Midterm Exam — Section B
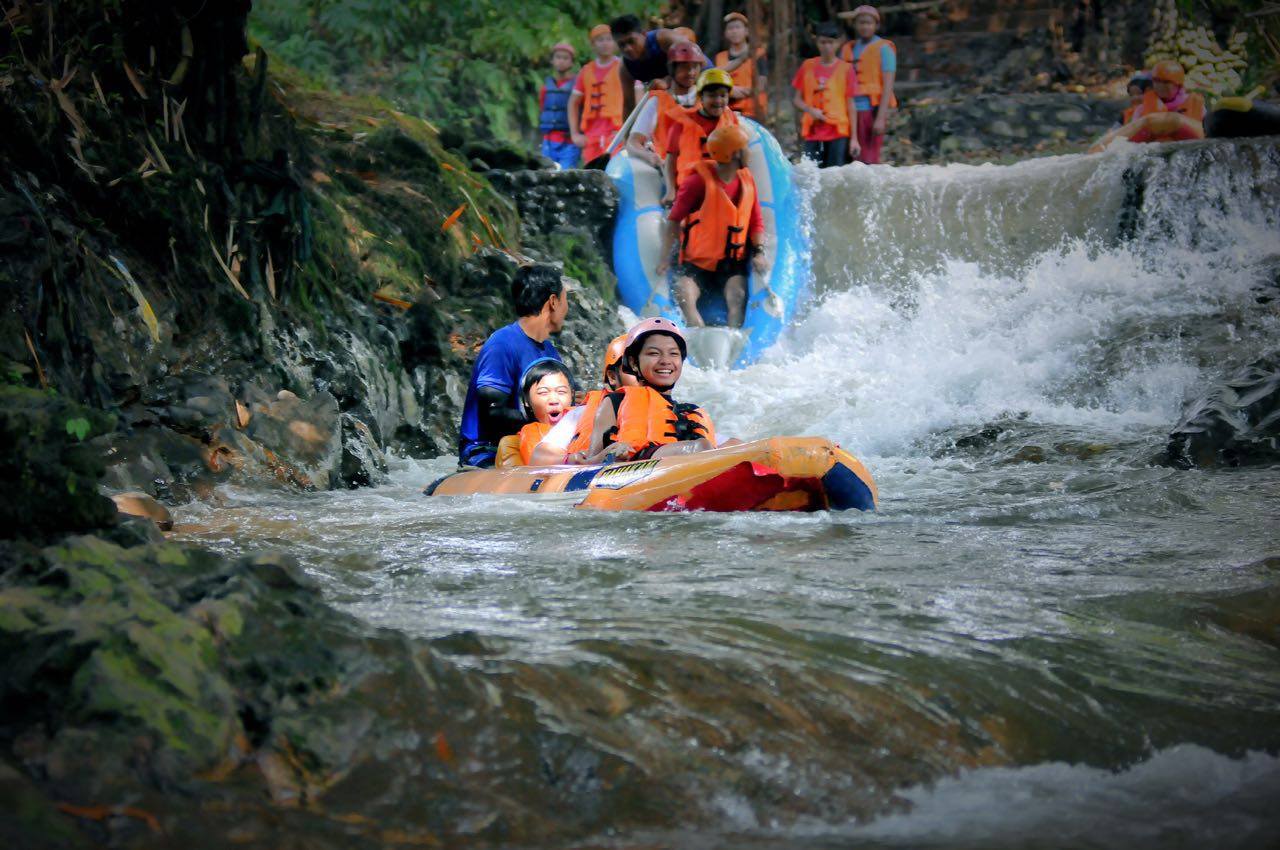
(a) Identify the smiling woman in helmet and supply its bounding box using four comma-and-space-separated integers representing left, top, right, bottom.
656, 124, 768, 329
586, 318, 718, 463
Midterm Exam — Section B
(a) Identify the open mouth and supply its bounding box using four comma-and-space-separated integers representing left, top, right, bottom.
547, 409, 565, 424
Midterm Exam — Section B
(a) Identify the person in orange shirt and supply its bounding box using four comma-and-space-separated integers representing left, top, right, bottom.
716, 11, 768, 120
839, 5, 897, 164
658, 125, 767, 329
792, 22, 858, 168
570, 24, 625, 164
661, 68, 740, 203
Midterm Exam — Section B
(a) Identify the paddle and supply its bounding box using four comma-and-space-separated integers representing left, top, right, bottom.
583, 90, 653, 170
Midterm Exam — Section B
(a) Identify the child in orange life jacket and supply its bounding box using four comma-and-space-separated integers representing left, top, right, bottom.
495, 359, 575, 468
839, 6, 897, 165
793, 22, 859, 168
539, 43, 580, 170
626, 40, 705, 169
1119, 72, 1153, 126
716, 12, 769, 120
657, 125, 767, 329
588, 318, 717, 463
569, 25, 625, 164
660, 68, 740, 206
527, 334, 640, 466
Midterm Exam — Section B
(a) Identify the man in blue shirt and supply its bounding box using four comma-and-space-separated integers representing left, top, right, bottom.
457, 264, 576, 467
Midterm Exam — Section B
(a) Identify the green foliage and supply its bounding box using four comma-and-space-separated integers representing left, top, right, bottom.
65, 417, 91, 441
249, 0, 660, 143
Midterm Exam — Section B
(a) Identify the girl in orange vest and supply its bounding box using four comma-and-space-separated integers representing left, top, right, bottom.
661, 69, 741, 205
792, 22, 858, 168
657, 125, 767, 329
716, 12, 769, 120
495, 359, 576, 467
839, 6, 897, 165
527, 334, 641, 465
570, 24, 625, 164
626, 40, 705, 169
589, 318, 717, 463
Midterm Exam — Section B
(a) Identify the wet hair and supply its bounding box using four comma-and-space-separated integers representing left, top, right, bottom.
815, 21, 843, 40
1128, 76, 1153, 93
520, 359, 576, 416
610, 15, 643, 39
510, 264, 565, 317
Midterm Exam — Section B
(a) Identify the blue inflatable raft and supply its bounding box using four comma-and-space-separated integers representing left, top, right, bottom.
606, 117, 809, 369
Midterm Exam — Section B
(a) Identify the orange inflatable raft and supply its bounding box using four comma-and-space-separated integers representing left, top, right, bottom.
426, 437, 878, 512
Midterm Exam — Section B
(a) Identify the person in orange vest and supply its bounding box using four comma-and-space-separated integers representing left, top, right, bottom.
527, 334, 640, 465
1120, 72, 1153, 126
588, 318, 717, 463
1128, 60, 1206, 142
626, 40, 705, 169
494, 359, 576, 467
716, 11, 769, 120
839, 5, 896, 165
569, 24, 625, 164
658, 125, 767, 329
539, 42, 580, 170
661, 67, 741, 204
792, 22, 858, 168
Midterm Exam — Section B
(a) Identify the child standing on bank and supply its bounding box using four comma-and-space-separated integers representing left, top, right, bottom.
839, 5, 896, 165
716, 11, 769, 120
792, 22, 858, 168
539, 42, 580, 170
570, 25, 624, 164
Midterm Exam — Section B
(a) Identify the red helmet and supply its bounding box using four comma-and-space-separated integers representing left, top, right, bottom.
666, 39, 706, 68
624, 317, 687, 360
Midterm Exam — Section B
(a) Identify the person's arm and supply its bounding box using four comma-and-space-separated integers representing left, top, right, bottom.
568, 90, 586, 148
476, 385, 526, 439
793, 90, 826, 124
847, 94, 861, 159
628, 99, 663, 167
873, 46, 895, 136
662, 151, 678, 206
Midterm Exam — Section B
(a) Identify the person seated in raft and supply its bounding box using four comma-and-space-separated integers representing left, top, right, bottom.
627, 40, 705, 169
716, 11, 769, 121
569, 24, 625, 165
839, 6, 896, 165
456, 264, 575, 468
611, 15, 686, 116
657, 125, 767, 329
1119, 71, 1153, 127
1091, 61, 1205, 151
539, 42, 581, 170
528, 334, 640, 466
587, 318, 717, 463
661, 68, 741, 206
495, 359, 576, 468
793, 22, 859, 168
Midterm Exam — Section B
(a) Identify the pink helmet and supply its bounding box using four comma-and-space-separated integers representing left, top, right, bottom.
666, 39, 707, 68
851, 5, 880, 22
624, 317, 687, 359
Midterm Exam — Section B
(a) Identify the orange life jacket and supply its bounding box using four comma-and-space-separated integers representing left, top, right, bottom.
650, 88, 678, 159
798, 57, 853, 138
578, 58, 623, 131
678, 159, 757, 272
567, 389, 610, 455
715, 47, 768, 117
613, 386, 716, 453
1134, 88, 1206, 141
840, 37, 898, 109
1122, 103, 1138, 125
499, 421, 551, 467
668, 106, 740, 184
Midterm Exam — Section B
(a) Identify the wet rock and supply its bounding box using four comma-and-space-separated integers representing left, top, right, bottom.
339, 413, 389, 488
0, 386, 117, 540
97, 425, 229, 500
243, 386, 342, 490
110, 491, 173, 531
1162, 351, 1280, 468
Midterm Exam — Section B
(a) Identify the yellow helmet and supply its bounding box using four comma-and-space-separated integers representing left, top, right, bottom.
696, 68, 734, 95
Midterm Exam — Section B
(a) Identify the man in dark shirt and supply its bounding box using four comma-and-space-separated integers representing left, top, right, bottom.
457, 265, 578, 467
611, 14, 682, 117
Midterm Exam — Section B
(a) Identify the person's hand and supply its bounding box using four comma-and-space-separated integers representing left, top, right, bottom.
564, 450, 588, 465
655, 255, 671, 277
604, 442, 639, 463
849, 136, 861, 159
751, 252, 768, 276
872, 115, 887, 136
571, 131, 587, 148
809, 106, 829, 123
660, 188, 675, 208
731, 85, 751, 99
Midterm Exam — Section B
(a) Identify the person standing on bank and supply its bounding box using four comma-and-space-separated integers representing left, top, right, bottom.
539, 42, 581, 170
716, 11, 768, 120
792, 22, 859, 168
839, 5, 897, 165
570, 24, 625, 165
457, 265, 577, 468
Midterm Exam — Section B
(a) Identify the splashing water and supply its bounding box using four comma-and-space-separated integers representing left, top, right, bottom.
174, 139, 1280, 846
